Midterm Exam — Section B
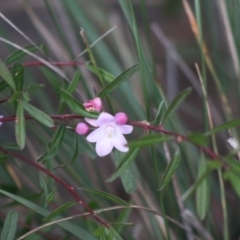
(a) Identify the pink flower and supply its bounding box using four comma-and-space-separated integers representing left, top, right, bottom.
83, 97, 102, 112
75, 122, 89, 135
86, 112, 133, 157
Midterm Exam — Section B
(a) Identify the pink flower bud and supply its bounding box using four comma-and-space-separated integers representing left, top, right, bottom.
83, 97, 102, 112
75, 122, 89, 135
115, 112, 128, 125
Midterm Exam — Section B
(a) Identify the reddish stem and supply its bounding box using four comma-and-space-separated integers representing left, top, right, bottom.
8, 61, 85, 68
0, 115, 221, 160
0, 147, 108, 227
128, 120, 220, 161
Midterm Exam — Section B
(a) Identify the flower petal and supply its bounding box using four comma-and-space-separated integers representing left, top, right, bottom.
86, 127, 106, 142
96, 137, 113, 157
117, 125, 133, 134
97, 112, 115, 126
85, 118, 98, 127
112, 131, 129, 152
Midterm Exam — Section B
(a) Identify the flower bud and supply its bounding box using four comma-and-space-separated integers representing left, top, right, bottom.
83, 97, 102, 112
75, 122, 89, 135
115, 112, 128, 125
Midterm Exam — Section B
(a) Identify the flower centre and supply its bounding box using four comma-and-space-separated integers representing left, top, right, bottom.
105, 125, 115, 138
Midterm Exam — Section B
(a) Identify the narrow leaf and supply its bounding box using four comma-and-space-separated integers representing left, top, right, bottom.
224, 171, 240, 198
38, 124, 65, 162
181, 168, 210, 202
15, 100, 25, 149
113, 150, 138, 193
205, 118, 240, 136
5, 44, 46, 65
158, 152, 181, 191
67, 70, 81, 94
0, 58, 16, 90
152, 100, 164, 125
79, 187, 129, 206
128, 135, 172, 148
98, 64, 140, 97
162, 87, 192, 122
61, 89, 98, 118
22, 101, 54, 127
1, 211, 18, 240
43, 202, 76, 222
188, 132, 207, 146
196, 157, 209, 220
12, 63, 24, 91
70, 135, 79, 164
106, 148, 139, 182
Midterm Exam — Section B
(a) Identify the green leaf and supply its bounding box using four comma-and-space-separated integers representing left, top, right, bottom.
0, 190, 96, 240
113, 150, 137, 194
158, 151, 181, 191
162, 87, 192, 123
205, 118, 240, 136
188, 132, 207, 146
24, 84, 44, 92
43, 202, 76, 222
181, 168, 211, 202
5, 44, 47, 65
152, 100, 164, 125
38, 124, 65, 162
61, 89, 98, 119
46, 188, 56, 203
0, 58, 16, 90
22, 101, 54, 127
15, 100, 25, 150
67, 70, 81, 94
87, 64, 114, 83
1, 211, 18, 240
196, 157, 209, 220
70, 135, 79, 164
128, 135, 172, 148
12, 63, 24, 91
98, 64, 140, 97
224, 171, 240, 198
79, 187, 129, 205
106, 148, 139, 183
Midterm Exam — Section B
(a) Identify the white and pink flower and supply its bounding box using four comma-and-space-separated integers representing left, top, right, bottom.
85, 112, 133, 157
